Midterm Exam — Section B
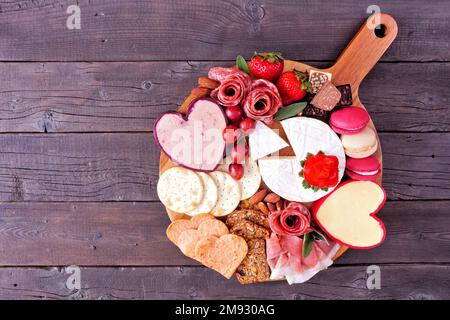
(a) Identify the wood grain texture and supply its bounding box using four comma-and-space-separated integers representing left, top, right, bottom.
0, 133, 448, 202
0, 201, 448, 266
0, 62, 448, 133
0, 0, 448, 62
0, 265, 448, 299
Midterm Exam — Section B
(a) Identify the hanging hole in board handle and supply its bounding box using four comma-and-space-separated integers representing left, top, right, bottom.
374, 24, 387, 38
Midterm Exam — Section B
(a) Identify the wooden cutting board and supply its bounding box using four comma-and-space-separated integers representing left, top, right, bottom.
159, 13, 398, 261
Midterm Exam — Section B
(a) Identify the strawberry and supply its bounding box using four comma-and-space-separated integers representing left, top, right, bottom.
276, 70, 311, 106
248, 52, 284, 82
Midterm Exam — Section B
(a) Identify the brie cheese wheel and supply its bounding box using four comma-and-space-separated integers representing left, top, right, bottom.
249, 121, 289, 160
281, 117, 346, 171
258, 157, 305, 202
259, 118, 346, 203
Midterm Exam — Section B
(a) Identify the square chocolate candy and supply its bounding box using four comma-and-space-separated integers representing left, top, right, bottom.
309, 70, 332, 93
302, 104, 329, 122
336, 84, 353, 107
310, 81, 342, 111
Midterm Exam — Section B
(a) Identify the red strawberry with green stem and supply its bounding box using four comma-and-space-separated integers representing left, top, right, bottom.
248, 52, 284, 82
276, 70, 311, 106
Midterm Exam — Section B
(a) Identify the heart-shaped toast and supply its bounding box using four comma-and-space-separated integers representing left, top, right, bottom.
195, 234, 248, 279
312, 180, 386, 249
154, 98, 227, 172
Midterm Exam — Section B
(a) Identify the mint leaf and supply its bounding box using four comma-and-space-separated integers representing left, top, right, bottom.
274, 102, 308, 121
311, 229, 329, 245
236, 55, 250, 74
302, 233, 313, 257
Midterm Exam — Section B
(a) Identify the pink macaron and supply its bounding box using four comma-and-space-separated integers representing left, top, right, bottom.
345, 156, 381, 181
330, 106, 370, 134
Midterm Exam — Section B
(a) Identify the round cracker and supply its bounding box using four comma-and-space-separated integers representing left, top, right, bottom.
178, 229, 202, 259
208, 171, 241, 217
198, 219, 229, 237
239, 157, 261, 200
186, 172, 218, 216
157, 167, 204, 213
166, 219, 195, 245
190, 213, 215, 228
218, 157, 261, 200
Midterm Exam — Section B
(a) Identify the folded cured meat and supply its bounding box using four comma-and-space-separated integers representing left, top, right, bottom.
210, 68, 252, 107
208, 67, 238, 83
243, 79, 283, 124
266, 233, 340, 284
268, 202, 313, 236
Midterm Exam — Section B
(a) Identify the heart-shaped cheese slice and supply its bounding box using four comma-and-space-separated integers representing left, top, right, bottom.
154, 98, 227, 171
195, 234, 248, 279
312, 180, 386, 249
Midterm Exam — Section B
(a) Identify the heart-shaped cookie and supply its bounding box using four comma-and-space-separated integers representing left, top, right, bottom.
178, 219, 229, 259
195, 234, 248, 279
154, 98, 227, 172
312, 180, 386, 249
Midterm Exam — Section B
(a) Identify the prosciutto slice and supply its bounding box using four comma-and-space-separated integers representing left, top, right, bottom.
243, 79, 283, 124
210, 68, 252, 107
268, 202, 313, 236
266, 233, 340, 284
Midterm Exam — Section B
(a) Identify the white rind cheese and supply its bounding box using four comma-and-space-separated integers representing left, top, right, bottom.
259, 117, 346, 203
249, 121, 289, 160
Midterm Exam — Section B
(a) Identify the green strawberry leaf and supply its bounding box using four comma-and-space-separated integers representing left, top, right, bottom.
300, 160, 306, 167
274, 102, 308, 121
301, 80, 311, 91
302, 233, 313, 257
236, 55, 250, 74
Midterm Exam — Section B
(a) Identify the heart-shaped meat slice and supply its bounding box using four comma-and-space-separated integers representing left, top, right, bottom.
154, 98, 227, 171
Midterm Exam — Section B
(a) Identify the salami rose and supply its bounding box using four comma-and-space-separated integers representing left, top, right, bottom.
243, 79, 283, 124
210, 70, 252, 107
268, 202, 312, 236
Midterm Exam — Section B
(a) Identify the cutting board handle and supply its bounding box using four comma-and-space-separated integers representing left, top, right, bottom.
329, 13, 398, 90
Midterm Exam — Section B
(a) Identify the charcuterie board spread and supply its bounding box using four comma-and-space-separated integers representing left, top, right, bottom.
155, 13, 398, 284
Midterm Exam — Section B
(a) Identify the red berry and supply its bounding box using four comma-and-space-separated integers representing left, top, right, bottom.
225, 106, 243, 122
239, 118, 255, 134
276, 71, 309, 106
248, 52, 284, 82
222, 125, 240, 144
229, 143, 246, 164
228, 163, 244, 180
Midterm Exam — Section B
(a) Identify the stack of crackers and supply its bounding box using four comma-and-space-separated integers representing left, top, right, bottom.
167, 211, 271, 283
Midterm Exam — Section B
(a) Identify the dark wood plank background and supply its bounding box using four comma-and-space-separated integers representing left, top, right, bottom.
0, 0, 449, 299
